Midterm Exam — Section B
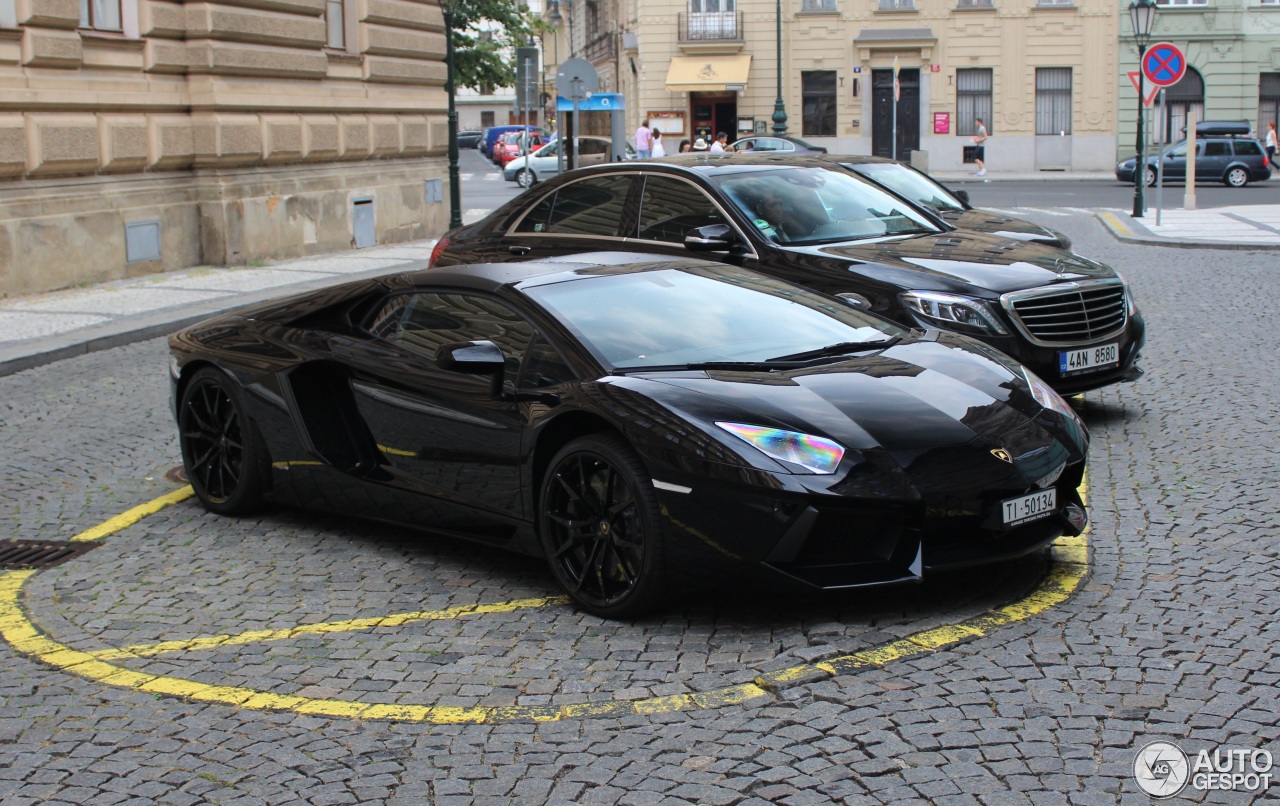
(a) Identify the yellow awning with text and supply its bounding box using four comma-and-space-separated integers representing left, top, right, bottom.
665, 55, 752, 92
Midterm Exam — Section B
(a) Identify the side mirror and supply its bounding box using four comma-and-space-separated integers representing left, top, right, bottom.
837, 292, 871, 308
684, 223, 737, 252
435, 340, 506, 374
952, 189, 970, 205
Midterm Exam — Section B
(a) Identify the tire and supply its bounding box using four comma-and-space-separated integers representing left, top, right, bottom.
1145, 167, 1157, 188
178, 367, 267, 516
1225, 167, 1249, 188
516, 168, 535, 188
538, 434, 667, 618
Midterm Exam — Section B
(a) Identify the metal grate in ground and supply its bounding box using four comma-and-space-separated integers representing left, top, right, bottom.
0, 540, 96, 570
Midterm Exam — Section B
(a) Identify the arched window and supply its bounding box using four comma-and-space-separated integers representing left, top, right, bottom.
1159, 67, 1204, 144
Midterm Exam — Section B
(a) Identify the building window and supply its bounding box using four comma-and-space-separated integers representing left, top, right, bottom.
1259, 74, 1280, 135
802, 71, 837, 137
1035, 68, 1072, 134
80, 0, 122, 30
1159, 66, 1204, 143
0, 0, 16, 28
957, 0, 994, 7
325, 0, 345, 48
1157, 0, 1207, 5
481, 111, 496, 128
1035, 0, 1074, 6
801, 0, 837, 10
956, 69, 992, 136
878, 0, 915, 8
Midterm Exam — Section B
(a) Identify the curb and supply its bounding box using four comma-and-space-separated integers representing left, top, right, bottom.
1095, 210, 1280, 251
0, 262, 417, 379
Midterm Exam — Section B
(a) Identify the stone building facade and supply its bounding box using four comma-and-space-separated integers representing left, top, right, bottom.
0, 0, 450, 297
586, 0, 1122, 172
1119, 0, 1280, 159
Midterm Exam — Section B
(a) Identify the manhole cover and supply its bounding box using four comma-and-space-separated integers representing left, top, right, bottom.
0, 540, 96, 570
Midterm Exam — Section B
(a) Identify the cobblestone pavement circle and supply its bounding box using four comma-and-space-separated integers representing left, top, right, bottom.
0, 486, 1088, 725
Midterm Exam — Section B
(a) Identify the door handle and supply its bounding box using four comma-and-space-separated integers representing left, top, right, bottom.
508, 244, 532, 255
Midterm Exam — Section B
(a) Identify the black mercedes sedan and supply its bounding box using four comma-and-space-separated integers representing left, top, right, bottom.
430, 155, 1144, 395
826, 155, 1072, 250
170, 254, 1088, 618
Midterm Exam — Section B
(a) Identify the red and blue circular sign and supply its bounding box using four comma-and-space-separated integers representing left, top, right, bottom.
1142, 42, 1186, 88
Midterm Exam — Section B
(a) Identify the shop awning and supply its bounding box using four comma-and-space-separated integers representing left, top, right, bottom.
665, 55, 752, 92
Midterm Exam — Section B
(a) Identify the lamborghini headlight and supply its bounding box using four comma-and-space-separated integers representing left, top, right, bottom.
900, 291, 1009, 336
716, 422, 846, 474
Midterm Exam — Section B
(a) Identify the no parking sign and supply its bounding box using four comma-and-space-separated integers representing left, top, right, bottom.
1142, 42, 1186, 88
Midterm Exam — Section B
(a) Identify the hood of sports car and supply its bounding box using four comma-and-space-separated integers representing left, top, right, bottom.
629, 336, 1084, 490
801, 230, 1109, 296
937, 209, 1070, 250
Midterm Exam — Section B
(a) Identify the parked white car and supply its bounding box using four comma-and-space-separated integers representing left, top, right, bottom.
503, 136, 635, 188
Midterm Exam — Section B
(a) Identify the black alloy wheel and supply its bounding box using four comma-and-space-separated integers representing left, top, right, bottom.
179, 367, 267, 516
539, 435, 666, 618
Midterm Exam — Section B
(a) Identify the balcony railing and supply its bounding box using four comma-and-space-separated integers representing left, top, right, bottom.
583, 32, 616, 61
678, 11, 744, 42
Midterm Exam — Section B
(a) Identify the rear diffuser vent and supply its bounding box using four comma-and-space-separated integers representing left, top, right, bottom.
0, 540, 95, 570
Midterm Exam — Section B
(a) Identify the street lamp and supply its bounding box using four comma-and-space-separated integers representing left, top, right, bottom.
443, 0, 463, 229
1129, 0, 1157, 218
771, 0, 788, 135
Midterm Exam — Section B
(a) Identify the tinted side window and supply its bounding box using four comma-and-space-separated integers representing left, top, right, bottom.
519, 335, 576, 388
637, 176, 727, 243
1234, 140, 1263, 156
1204, 142, 1230, 157
369, 292, 534, 383
545, 175, 632, 236
513, 192, 557, 233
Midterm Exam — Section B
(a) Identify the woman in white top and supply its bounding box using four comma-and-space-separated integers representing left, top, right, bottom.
652, 130, 666, 157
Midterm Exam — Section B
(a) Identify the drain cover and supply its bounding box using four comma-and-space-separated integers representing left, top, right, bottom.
0, 540, 96, 570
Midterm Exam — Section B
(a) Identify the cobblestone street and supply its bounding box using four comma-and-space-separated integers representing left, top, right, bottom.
1, 211, 1277, 804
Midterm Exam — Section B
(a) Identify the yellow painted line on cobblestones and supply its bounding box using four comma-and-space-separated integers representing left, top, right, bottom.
86, 596, 571, 661
2, 479, 1090, 723
69, 485, 194, 542
1097, 211, 1135, 238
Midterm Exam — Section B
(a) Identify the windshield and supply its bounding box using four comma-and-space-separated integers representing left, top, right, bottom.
524, 265, 906, 370
713, 166, 941, 245
848, 163, 965, 213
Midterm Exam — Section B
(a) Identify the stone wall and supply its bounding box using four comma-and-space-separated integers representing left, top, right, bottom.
0, 0, 452, 297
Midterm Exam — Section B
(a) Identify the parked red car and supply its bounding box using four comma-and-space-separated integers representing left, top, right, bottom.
495, 131, 545, 167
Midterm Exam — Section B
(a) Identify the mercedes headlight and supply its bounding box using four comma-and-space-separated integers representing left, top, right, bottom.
715, 423, 846, 475
900, 291, 1009, 336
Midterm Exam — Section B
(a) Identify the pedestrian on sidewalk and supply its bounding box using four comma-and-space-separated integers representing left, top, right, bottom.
652, 129, 666, 157
709, 132, 731, 153
1266, 121, 1277, 170
635, 119, 653, 159
972, 117, 988, 177
678, 139, 692, 153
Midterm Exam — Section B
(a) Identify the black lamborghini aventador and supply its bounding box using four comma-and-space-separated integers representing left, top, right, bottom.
170, 253, 1089, 618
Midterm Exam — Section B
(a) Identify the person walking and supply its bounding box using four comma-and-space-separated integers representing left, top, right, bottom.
652, 129, 666, 157
635, 119, 653, 159
709, 131, 731, 153
1266, 121, 1277, 170
972, 117, 988, 177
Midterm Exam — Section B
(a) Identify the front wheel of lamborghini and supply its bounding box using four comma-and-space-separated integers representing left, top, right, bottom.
538, 435, 667, 618
178, 367, 267, 516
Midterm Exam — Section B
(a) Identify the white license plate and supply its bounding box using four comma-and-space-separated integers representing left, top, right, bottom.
1001, 488, 1057, 527
1059, 342, 1119, 376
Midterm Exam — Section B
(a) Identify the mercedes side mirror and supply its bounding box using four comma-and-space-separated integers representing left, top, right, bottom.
684, 224, 738, 252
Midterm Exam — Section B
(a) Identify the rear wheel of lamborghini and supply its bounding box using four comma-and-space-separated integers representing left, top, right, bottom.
179, 367, 267, 516
539, 435, 667, 618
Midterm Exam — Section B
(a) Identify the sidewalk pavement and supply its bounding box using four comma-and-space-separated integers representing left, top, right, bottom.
0, 240, 438, 378
2, 184, 1279, 378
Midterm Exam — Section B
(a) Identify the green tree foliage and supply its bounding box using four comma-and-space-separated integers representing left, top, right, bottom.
447, 0, 546, 92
